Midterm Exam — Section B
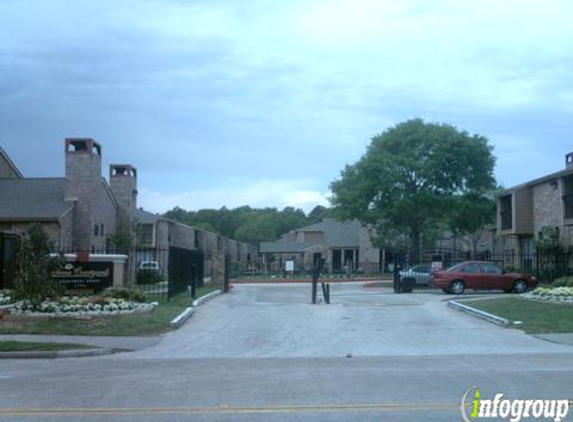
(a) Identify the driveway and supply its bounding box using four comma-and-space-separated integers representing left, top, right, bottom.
127, 283, 571, 359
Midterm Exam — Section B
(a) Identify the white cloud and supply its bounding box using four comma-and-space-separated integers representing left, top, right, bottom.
138, 179, 329, 214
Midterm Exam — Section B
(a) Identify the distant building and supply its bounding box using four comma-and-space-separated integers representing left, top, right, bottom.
260, 218, 381, 273
135, 209, 258, 280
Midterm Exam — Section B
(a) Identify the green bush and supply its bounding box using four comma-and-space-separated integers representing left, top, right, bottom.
136, 269, 161, 285
102, 286, 148, 303
550, 276, 573, 288
13, 225, 65, 309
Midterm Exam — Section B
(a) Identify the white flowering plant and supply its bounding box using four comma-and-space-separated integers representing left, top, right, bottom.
11, 295, 156, 316
521, 286, 573, 304
0, 290, 12, 305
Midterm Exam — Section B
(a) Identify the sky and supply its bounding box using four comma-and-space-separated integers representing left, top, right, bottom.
1, 0, 572, 214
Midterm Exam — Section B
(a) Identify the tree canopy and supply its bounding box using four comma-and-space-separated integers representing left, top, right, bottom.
163, 205, 330, 245
330, 118, 497, 251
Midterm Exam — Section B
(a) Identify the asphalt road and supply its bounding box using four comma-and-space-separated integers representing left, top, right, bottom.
1, 283, 572, 422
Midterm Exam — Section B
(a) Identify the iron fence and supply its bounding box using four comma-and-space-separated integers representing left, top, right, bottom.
392, 249, 573, 292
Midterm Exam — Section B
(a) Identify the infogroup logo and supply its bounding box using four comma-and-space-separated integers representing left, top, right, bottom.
460, 387, 571, 422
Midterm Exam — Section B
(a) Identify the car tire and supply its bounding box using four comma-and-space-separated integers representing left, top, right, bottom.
513, 279, 528, 294
449, 280, 465, 295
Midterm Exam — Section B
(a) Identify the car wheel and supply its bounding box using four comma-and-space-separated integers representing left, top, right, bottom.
513, 279, 528, 294
449, 280, 465, 295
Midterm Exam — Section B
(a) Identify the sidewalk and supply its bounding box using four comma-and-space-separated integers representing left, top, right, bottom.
0, 334, 161, 351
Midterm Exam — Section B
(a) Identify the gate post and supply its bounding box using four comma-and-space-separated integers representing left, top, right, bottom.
393, 252, 402, 293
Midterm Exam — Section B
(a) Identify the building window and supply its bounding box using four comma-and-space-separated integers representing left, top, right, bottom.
563, 175, 573, 220
500, 195, 512, 230
100, 224, 104, 236
94, 224, 99, 236
138, 224, 154, 246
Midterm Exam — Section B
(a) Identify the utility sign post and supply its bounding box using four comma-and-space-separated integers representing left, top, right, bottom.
311, 258, 330, 304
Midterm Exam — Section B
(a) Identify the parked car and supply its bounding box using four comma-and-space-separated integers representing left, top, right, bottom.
399, 264, 433, 285
431, 261, 536, 294
139, 261, 160, 273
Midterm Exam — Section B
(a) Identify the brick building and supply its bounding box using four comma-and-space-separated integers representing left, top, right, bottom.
260, 218, 381, 273
0, 139, 127, 252
496, 152, 573, 256
0, 140, 258, 288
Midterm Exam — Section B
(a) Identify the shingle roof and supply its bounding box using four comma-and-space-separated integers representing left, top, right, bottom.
135, 208, 165, 224
0, 178, 73, 220
321, 218, 361, 247
261, 218, 362, 253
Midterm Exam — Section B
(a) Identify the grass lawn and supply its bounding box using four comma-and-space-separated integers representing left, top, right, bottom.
463, 298, 573, 334
0, 341, 93, 352
0, 285, 218, 337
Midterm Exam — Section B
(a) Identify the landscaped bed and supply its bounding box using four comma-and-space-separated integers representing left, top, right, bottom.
0, 286, 218, 336
10, 296, 156, 317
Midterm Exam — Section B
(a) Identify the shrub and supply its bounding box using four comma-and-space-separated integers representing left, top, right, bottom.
13, 225, 65, 309
103, 286, 148, 303
550, 276, 573, 288
136, 269, 161, 285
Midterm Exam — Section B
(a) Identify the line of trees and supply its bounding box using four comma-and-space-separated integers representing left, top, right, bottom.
164, 205, 333, 245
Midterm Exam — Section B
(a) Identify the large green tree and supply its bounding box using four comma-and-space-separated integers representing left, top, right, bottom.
330, 118, 496, 251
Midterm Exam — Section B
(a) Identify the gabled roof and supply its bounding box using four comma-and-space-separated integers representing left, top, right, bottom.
0, 178, 73, 220
0, 147, 23, 178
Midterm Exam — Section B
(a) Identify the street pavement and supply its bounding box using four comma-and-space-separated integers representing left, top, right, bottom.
0, 283, 572, 422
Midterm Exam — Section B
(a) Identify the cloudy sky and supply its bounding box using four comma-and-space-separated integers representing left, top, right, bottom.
1, 0, 572, 213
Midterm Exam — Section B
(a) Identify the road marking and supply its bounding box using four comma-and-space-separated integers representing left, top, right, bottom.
0, 403, 458, 417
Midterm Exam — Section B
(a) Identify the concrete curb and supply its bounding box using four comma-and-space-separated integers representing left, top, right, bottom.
0, 347, 115, 359
170, 307, 194, 329
448, 300, 510, 328
192, 290, 221, 307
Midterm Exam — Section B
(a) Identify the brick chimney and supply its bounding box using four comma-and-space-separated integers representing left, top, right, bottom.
64, 138, 102, 251
567, 152, 573, 169
110, 164, 138, 227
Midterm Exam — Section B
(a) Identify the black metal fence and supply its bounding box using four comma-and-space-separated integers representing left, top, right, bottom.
0, 233, 19, 290
392, 249, 573, 292
129, 247, 205, 301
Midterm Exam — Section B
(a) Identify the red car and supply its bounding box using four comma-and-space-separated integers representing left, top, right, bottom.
431, 261, 536, 294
